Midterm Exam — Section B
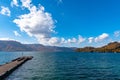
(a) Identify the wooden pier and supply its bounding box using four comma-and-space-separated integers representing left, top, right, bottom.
0, 56, 33, 79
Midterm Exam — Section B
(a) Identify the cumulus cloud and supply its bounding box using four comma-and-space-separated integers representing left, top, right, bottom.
21, 0, 32, 9
48, 37, 60, 45
13, 31, 21, 37
60, 35, 86, 45
67, 38, 77, 43
78, 35, 86, 43
11, 0, 19, 7
114, 31, 120, 37
13, 0, 57, 46
12, 0, 87, 46
88, 37, 94, 43
0, 38, 15, 41
13, 0, 110, 46
62, 35, 86, 44
95, 33, 109, 42
0, 6, 11, 16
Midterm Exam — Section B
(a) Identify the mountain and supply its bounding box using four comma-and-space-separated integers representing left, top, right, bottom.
76, 42, 120, 53
0, 40, 75, 52
1, 40, 120, 53
0, 40, 33, 51
25, 44, 75, 52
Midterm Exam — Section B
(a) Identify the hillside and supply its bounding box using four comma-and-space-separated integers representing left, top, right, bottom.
0, 40, 33, 51
0, 40, 75, 52
76, 42, 120, 53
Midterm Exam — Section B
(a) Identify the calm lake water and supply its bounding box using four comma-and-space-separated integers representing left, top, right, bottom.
1, 52, 120, 80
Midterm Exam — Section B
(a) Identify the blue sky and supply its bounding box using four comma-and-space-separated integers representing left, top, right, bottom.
0, 0, 120, 47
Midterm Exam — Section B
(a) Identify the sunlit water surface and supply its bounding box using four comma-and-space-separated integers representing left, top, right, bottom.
0, 52, 120, 80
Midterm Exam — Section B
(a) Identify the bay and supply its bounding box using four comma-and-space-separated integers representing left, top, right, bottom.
0, 52, 120, 80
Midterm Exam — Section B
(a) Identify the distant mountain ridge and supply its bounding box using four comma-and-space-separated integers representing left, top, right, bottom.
77, 42, 120, 53
1, 40, 120, 53
0, 40, 75, 52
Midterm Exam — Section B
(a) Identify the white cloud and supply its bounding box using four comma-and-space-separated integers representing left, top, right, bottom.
21, 0, 32, 9
11, 0, 19, 7
114, 31, 120, 37
0, 38, 15, 41
12, 0, 111, 47
12, 0, 88, 46
13, 31, 21, 37
13, 0, 57, 46
88, 37, 94, 43
60, 38, 67, 44
48, 37, 60, 45
0, 6, 11, 16
78, 35, 86, 43
60, 36, 86, 45
67, 38, 77, 43
61, 36, 85, 44
95, 33, 109, 42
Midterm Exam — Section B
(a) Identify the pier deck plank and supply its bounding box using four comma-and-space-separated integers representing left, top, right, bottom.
0, 56, 33, 79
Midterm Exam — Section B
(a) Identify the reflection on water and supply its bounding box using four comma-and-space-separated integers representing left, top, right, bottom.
0, 52, 120, 80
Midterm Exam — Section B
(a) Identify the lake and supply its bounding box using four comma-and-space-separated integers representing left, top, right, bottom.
0, 52, 120, 80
